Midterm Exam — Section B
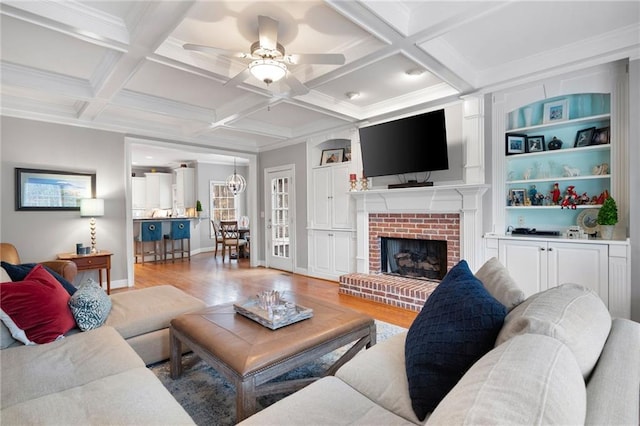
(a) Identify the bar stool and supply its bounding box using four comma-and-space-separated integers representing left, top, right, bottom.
164, 220, 191, 262
135, 221, 163, 264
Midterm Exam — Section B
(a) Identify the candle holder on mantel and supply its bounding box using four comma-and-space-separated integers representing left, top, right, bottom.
360, 177, 369, 191
349, 174, 358, 191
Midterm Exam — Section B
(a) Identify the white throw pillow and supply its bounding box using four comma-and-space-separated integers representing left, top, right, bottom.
496, 283, 611, 378
475, 257, 525, 311
427, 334, 586, 425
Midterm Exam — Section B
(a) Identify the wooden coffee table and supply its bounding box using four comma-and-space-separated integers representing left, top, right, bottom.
169, 295, 376, 422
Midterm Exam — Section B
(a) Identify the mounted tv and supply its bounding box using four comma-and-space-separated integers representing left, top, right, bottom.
359, 109, 448, 186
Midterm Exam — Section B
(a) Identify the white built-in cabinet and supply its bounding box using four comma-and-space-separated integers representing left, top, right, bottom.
307, 135, 357, 281
310, 230, 355, 279
145, 172, 172, 209
486, 62, 630, 319
311, 164, 354, 229
174, 167, 195, 210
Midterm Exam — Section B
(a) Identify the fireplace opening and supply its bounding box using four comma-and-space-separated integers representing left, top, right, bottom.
380, 237, 447, 281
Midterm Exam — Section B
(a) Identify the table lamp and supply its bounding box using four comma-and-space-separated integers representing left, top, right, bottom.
80, 198, 104, 253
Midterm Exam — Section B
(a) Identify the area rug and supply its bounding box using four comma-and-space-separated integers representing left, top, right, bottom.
150, 320, 406, 425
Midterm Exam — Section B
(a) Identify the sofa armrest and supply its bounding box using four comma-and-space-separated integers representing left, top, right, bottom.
585, 318, 640, 425
40, 260, 78, 283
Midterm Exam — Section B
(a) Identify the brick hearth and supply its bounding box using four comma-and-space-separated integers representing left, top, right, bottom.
339, 273, 439, 312
339, 212, 461, 311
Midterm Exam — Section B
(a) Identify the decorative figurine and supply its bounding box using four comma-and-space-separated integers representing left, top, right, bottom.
548, 137, 563, 150
551, 182, 561, 205
563, 164, 580, 177
561, 185, 578, 209
528, 185, 537, 204
523, 168, 532, 180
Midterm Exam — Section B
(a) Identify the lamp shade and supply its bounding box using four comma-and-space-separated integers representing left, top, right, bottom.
80, 198, 104, 217
249, 59, 287, 84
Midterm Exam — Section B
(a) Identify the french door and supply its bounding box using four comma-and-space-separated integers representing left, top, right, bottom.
265, 166, 294, 272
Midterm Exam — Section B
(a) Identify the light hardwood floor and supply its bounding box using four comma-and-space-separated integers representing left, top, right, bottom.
115, 253, 417, 329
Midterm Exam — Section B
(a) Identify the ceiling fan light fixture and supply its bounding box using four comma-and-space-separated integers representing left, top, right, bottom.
249, 59, 287, 85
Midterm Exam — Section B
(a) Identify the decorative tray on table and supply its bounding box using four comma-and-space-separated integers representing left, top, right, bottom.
233, 291, 313, 330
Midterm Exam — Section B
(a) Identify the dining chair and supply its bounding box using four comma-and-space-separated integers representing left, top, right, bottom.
211, 220, 224, 258
220, 220, 247, 262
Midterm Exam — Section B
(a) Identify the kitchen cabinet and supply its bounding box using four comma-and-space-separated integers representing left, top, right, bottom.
174, 167, 195, 210
145, 172, 172, 210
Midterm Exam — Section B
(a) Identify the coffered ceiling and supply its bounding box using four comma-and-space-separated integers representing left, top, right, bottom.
1, 1, 639, 160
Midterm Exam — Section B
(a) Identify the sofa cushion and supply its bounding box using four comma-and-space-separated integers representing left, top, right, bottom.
0, 266, 11, 283
238, 376, 414, 426
404, 260, 507, 421
336, 331, 420, 424
68, 278, 112, 331
0, 326, 144, 409
106, 285, 205, 339
475, 257, 525, 311
1, 261, 77, 295
0, 265, 76, 344
427, 334, 586, 425
496, 283, 611, 378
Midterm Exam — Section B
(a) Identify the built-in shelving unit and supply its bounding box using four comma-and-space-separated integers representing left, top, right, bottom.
504, 94, 611, 231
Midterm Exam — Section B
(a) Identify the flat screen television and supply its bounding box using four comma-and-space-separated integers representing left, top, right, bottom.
359, 109, 448, 180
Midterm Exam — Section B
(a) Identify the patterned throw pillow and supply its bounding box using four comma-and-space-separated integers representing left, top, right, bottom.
404, 260, 507, 421
68, 278, 112, 331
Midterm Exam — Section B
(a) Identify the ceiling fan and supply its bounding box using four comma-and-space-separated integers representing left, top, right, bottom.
183, 15, 345, 96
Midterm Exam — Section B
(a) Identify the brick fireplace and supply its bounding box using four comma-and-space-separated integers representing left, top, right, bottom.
339, 185, 487, 311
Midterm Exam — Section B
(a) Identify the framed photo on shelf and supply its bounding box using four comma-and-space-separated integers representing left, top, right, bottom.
15, 167, 96, 211
543, 99, 569, 124
592, 127, 610, 145
575, 127, 596, 147
320, 148, 345, 165
526, 135, 545, 153
508, 188, 526, 206
506, 134, 527, 155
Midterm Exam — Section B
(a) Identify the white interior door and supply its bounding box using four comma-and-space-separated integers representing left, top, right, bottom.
265, 166, 294, 272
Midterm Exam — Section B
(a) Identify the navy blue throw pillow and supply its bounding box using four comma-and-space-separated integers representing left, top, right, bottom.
404, 260, 507, 421
1, 261, 77, 295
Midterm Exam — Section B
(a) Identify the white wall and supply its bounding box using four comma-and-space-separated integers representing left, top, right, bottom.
1, 117, 128, 286
629, 58, 639, 321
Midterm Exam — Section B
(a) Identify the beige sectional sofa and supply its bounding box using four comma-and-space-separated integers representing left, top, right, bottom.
241, 260, 640, 425
1, 255, 206, 424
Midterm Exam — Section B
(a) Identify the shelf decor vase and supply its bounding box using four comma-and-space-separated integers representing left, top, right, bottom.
599, 225, 614, 240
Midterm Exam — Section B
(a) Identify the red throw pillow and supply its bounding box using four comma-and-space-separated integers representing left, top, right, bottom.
0, 264, 76, 344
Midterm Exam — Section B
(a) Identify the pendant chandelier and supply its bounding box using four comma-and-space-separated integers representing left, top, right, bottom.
226, 158, 246, 195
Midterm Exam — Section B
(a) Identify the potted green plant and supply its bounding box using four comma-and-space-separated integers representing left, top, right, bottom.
196, 200, 203, 217
597, 196, 618, 239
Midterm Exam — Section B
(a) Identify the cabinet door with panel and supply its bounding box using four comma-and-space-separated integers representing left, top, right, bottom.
174, 168, 195, 209
145, 173, 172, 209
498, 238, 608, 305
309, 230, 355, 280
311, 164, 353, 229
132, 177, 146, 209
547, 242, 608, 305
498, 239, 547, 297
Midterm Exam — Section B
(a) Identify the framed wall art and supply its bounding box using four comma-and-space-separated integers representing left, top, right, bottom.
506, 134, 526, 155
543, 99, 569, 124
526, 135, 545, 153
15, 168, 96, 211
320, 148, 345, 165
592, 127, 610, 145
575, 127, 596, 147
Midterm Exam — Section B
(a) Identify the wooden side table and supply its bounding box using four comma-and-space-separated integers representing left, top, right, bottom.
57, 251, 113, 294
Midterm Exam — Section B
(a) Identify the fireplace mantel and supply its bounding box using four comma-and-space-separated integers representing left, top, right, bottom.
351, 184, 489, 273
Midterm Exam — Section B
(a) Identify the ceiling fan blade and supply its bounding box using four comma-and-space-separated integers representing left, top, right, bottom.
224, 68, 252, 87
183, 43, 250, 59
284, 72, 309, 96
285, 53, 346, 65
257, 15, 278, 51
